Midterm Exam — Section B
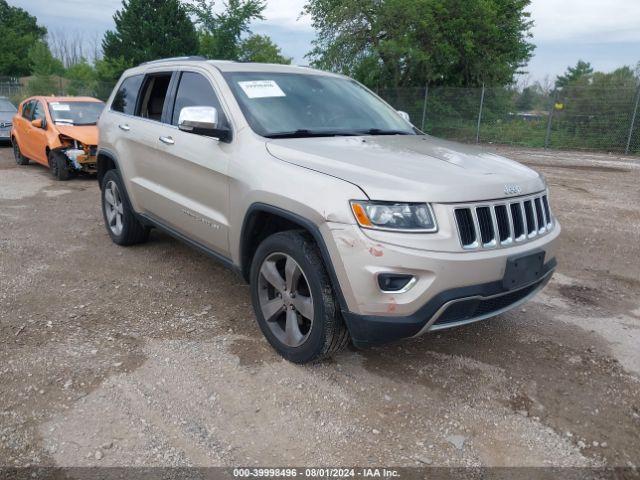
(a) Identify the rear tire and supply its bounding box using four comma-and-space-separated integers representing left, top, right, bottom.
13, 140, 29, 165
101, 169, 150, 246
250, 231, 350, 364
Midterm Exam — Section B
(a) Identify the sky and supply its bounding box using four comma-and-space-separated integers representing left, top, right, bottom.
9, 0, 640, 83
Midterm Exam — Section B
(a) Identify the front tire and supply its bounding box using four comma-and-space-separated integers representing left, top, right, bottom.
101, 169, 149, 246
48, 151, 74, 181
13, 140, 29, 165
250, 231, 350, 364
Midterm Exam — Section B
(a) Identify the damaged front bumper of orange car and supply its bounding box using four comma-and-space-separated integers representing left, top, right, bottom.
56, 141, 97, 174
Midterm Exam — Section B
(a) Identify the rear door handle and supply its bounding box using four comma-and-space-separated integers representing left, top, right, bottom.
118, 124, 130, 131
159, 136, 175, 145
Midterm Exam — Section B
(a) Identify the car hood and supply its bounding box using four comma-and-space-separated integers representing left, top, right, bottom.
266, 135, 545, 203
56, 125, 98, 146
0, 111, 14, 123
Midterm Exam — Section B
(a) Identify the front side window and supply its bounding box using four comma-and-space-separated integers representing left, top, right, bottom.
112, 74, 144, 115
22, 100, 34, 119
223, 72, 416, 138
171, 72, 225, 126
48, 101, 104, 126
136, 73, 172, 122
33, 101, 46, 121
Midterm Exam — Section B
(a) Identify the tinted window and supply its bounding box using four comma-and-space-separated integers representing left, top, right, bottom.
112, 75, 144, 115
137, 73, 172, 122
33, 101, 45, 121
22, 101, 34, 119
172, 72, 225, 126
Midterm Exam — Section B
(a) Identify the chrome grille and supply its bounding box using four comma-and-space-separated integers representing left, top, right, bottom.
454, 193, 553, 250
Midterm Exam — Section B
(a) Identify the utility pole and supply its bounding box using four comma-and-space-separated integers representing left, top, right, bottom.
625, 86, 640, 155
476, 83, 485, 144
421, 84, 429, 131
544, 91, 558, 149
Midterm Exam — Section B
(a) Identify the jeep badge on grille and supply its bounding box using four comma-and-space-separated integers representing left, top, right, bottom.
504, 184, 522, 196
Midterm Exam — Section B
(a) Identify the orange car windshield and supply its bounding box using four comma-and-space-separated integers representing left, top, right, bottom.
48, 101, 105, 126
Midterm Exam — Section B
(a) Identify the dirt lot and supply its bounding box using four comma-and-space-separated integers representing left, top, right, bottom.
1, 144, 639, 471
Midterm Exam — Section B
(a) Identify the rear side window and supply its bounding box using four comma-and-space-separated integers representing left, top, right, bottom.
111, 75, 144, 115
136, 73, 173, 122
171, 72, 225, 126
22, 101, 34, 119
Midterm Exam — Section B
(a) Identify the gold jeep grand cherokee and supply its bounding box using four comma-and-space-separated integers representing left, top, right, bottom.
97, 57, 560, 363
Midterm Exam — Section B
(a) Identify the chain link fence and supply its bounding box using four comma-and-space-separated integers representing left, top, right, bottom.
2, 76, 639, 155
380, 85, 640, 155
0, 77, 115, 105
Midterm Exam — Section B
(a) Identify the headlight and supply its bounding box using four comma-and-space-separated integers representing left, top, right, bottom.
350, 201, 437, 232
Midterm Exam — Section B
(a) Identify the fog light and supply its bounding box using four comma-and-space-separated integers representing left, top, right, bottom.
377, 274, 416, 293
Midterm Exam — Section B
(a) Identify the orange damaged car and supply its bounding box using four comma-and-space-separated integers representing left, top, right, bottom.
11, 96, 105, 180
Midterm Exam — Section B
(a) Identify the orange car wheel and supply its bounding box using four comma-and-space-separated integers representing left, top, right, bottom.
48, 151, 74, 181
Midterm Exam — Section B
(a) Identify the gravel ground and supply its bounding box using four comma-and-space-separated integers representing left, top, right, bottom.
0, 143, 639, 470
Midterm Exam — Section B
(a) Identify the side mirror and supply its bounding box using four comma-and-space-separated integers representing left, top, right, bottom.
31, 118, 44, 129
178, 106, 231, 141
397, 111, 411, 123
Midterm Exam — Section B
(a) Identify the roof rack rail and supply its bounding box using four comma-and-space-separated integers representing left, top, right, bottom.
141, 56, 207, 65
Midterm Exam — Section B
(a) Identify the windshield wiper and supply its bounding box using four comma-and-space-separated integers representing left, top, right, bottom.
360, 128, 413, 136
264, 129, 361, 139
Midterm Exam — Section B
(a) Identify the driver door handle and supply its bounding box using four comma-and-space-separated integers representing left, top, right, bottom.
118, 124, 130, 132
159, 136, 175, 145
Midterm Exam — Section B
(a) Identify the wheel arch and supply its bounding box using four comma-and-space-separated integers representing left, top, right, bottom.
239, 203, 349, 312
96, 149, 120, 188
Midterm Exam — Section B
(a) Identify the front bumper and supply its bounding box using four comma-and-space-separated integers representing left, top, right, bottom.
343, 260, 555, 346
322, 220, 560, 346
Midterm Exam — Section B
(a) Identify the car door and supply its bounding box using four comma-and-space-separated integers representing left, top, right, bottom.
26, 100, 49, 165
16, 100, 35, 158
111, 71, 176, 215
148, 69, 231, 258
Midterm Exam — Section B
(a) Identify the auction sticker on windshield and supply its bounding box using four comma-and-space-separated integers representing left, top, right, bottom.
238, 80, 286, 99
50, 103, 71, 111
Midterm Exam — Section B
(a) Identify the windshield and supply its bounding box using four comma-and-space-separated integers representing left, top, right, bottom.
223, 72, 416, 138
0, 99, 16, 112
48, 101, 105, 126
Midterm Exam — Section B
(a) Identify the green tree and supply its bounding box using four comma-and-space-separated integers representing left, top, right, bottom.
515, 86, 536, 111
186, 0, 265, 60
28, 41, 64, 76
102, 0, 198, 75
555, 60, 593, 89
94, 57, 130, 100
26, 41, 65, 96
65, 60, 98, 96
0, 0, 47, 76
238, 34, 291, 64
304, 0, 535, 89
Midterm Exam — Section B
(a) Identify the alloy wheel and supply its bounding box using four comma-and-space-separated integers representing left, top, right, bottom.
104, 180, 124, 236
257, 252, 314, 348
